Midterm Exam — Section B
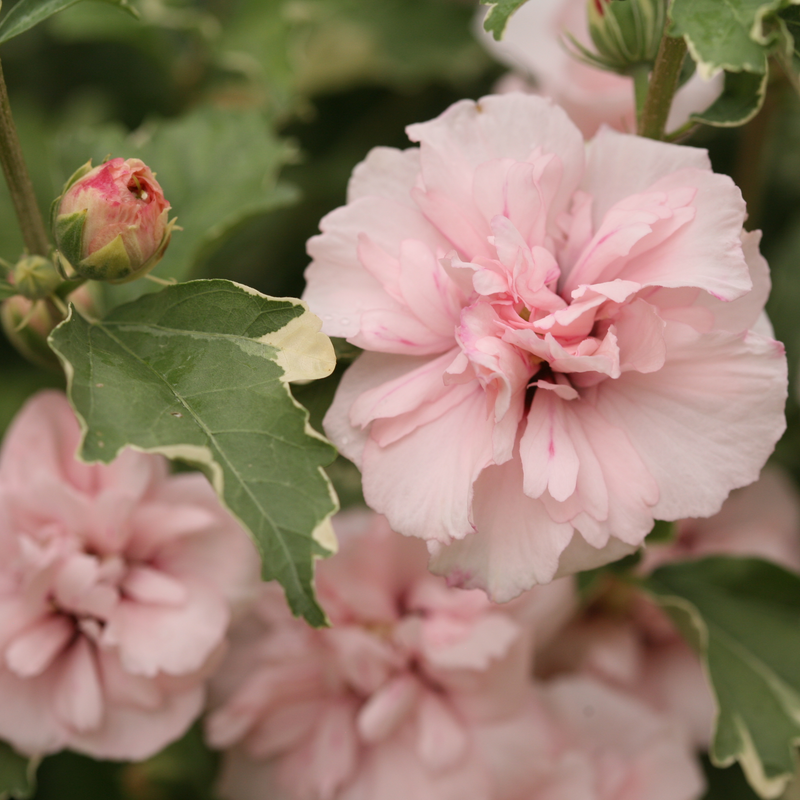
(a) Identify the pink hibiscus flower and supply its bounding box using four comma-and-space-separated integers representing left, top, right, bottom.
0, 391, 260, 760
206, 509, 562, 800
538, 676, 705, 800
476, 0, 721, 139
538, 469, 800, 749
304, 93, 787, 602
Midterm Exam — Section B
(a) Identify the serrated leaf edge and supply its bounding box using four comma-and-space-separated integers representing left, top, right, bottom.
48, 287, 341, 619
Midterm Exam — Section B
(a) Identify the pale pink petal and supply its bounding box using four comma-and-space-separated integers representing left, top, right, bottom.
5, 615, 74, 678
357, 674, 420, 744
421, 613, 521, 671
639, 640, 715, 750
543, 677, 705, 800
522, 389, 659, 551
416, 692, 469, 771
245, 699, 323, 760
53, 638, 104, 733
592, 323, 787, 521
324, 351, 440, 467
305, 197, 450, 341
347, 146, 421, 205
103, 581, 228, 677
350, 348, 459, 430
0, 667, 67, 755
122, 566, 188, 605
71, 650, 204, 760
521, 387, 581, 502
286, 700, 359, 800
407, 94, 585, 225
582, 127, 711, 227
428, 456, 574, 601
361, 385, 497, 544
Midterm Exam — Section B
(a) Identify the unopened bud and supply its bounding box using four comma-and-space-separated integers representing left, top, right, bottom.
1, 296, 63, 370
11, 255, 62, 300
586, 0, 666, 73
53, 158, 175, 284
1, 284, 96, 371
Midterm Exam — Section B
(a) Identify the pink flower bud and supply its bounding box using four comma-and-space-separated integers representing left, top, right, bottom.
1, 295, 63, 370
54, 158, 175, 284
1, 285, 96, 371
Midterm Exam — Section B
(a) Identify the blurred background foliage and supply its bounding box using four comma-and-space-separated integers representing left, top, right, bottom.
0, 0, 797, 797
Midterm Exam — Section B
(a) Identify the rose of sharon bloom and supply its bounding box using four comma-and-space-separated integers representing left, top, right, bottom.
206, 509, 563, 800
477, 0, 721, 139
538, 677, 705, 800
0, 391, 260, 759
55, 157, 173, 283
538, 469, 800, 749
303, 93, 787, 602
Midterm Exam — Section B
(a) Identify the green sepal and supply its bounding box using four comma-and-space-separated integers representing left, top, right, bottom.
77, 234, 132, 282
12, 255, 62, 301
61, 159, 94, 197
54, 209, 87, 271
107, 216, 178, 285
50, 159, 93, 232
690, 70, 768, 127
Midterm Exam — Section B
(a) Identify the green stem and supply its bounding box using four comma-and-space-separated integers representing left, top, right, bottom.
631, 62, 652, 123
637, 33, 688, 140
0, 57, 49, 256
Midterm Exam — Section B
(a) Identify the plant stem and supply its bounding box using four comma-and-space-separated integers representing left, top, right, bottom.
637, 33, 688, 140
631, 63, 651, 123
0, 57, 49, 256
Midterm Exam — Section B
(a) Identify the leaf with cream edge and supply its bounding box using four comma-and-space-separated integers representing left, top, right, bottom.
670, 0, 800, 78
645, 557, 800, 799
480, 0, 529, 40
0, 742, 36, 800
0, 0, 137, 44
48, 279, 339, 626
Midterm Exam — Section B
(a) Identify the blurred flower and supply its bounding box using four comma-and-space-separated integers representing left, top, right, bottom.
54, 158, 174, 284
206, 510, 704, 800
476, 0, 721, 138
538, 469, 800, 749
1, 285, 96, 371
303, 93, 787, 602
1, 296, 65, 371
538, 676, 705, 800
206, 509, 561, 800
642, 467, 800, 573
0, 391, 260, 760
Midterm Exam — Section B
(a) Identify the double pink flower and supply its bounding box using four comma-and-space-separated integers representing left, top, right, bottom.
304, 93, 787, 602
0, 392, 260, 759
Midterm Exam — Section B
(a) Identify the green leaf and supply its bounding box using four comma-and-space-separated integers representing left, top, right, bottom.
480, 0, 529, 40
645, 557, 800, 799
53, 107, 299, 311
0, 742, 37, 800
0, 0, 137, 44
48, 279, 338, 625
670, 0, 800, 79
690, 69, 769, 127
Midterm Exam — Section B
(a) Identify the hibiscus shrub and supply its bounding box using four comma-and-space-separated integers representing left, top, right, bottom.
0, 1, 800, 800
